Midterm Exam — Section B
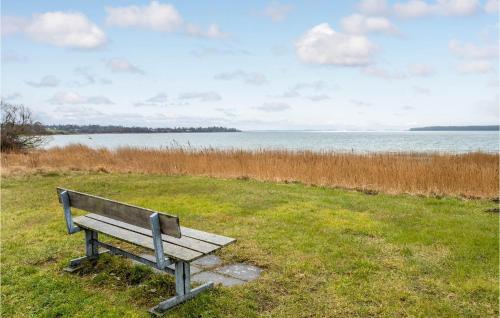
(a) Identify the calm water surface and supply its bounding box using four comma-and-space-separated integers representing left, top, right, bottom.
44, 131, 499, 153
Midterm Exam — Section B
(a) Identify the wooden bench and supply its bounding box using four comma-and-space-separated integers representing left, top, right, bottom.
57, 188, 236, 315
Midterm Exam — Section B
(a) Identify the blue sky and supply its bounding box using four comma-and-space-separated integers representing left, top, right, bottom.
1, 0, 498, 130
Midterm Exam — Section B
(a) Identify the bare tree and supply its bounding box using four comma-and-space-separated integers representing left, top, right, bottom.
1, 102, 47, 152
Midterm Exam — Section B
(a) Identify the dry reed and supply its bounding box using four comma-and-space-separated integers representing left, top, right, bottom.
2, 144, 499, 199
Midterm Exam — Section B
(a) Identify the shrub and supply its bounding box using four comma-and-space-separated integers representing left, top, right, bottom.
1, 102, 47, 152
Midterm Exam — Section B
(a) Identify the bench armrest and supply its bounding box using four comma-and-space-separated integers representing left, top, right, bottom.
60, 190, 81, 234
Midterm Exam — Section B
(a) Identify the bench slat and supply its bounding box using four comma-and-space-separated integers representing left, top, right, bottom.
85, 213, 221, 254
73, 216, 203, 262
180, 226, 235, 246
57, 188, 181, 238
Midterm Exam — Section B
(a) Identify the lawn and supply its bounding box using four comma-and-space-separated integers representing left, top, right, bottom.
1, 172, 498, 317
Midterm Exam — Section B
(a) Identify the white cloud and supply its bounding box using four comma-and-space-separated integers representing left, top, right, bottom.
1, 93, 22, 101
48, 106, 106, 122
295, 23, 377, 66
393, 0, 435, 18
25, 75, 60, 87
178, 91, 222, 102
214, 70, 267, 85
457, 60, 495, 74
487, 78, 499, 87
449, 40, 497, 75
45, 107, 185, 126
362, 63, 435, 79
271, 45, 289, 56
280, 90, 300, 98
475, 98, 499, 118
2, 13, 106, 49
341, 14, 399, 35
1, 16, 28, 36
258, 2, 294, 22
190, 46, 251, 58
278, 81, 330, 98
48, 92, 114, 105
362, 65, 407, 79
484, 0, 499, 13
214, 107, 237, 117
71, 67, 112, 87
449, 40, 498, 60
255, 102, 291, 112
1, 50, 28, 63
408, 63, 435, 76
134, 93, 168, 107
393, 0, 479, 18
105, 58, 145, 74
292, 81, 328, 91
413, 86, 431, 94
105, 1, 228, 39
436, 0, 479, 16
185, 23, 229, 39
20, 12, 106, 49
350, 99, 372, 107
356, 0, 390, 15
307, 94, 331, 101
106, 1, 182, 32
148, 93, 168, 103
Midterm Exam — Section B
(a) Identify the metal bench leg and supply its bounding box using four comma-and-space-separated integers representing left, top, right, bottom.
85, 230, 99, 258
148, 261, 214, 315
64, 230, 107, 272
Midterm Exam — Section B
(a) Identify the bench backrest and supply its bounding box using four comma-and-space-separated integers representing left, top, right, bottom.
57, 188, 181, 238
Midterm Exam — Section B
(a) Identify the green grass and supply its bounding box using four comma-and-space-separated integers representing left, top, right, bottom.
1, 172, 498, 317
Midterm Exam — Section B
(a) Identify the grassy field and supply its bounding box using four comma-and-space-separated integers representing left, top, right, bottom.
1, 171, 498, 317
3, 145, 499, 198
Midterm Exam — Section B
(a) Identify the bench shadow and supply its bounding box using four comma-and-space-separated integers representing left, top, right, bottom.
67, 253, 178, 308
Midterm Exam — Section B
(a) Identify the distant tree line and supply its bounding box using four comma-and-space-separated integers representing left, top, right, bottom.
44, 125, 241, 134
1, 102, 241, 152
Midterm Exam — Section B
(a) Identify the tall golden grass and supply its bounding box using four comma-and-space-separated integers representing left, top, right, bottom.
2, 144, 499, 199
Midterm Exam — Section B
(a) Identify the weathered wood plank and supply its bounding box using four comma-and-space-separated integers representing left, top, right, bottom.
86, 213, 220, 254
73, 216, 203, 261
181, 226, 236, 247
57, 188, 181, 238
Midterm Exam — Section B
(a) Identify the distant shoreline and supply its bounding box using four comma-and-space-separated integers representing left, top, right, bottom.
43, 125, 241, 135
45, 131, 242, 135
410, 125, 499, 131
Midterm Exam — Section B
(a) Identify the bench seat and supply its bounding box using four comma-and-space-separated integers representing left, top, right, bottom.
74, 213, 235, 262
